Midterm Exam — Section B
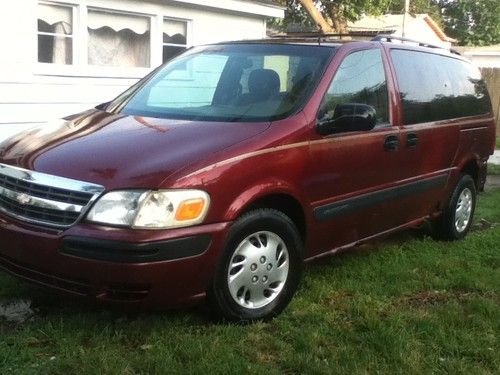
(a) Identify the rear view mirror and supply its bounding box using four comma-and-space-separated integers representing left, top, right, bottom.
317, 103, 376, 135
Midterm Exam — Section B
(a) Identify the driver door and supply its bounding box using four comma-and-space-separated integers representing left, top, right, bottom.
307, 47, 405, 255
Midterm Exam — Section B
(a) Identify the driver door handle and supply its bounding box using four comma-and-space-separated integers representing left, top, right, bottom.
384, 135, 399, 151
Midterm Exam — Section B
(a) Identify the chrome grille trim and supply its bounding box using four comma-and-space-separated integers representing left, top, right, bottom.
0, 163, 105, 228
0, 185, 84, 213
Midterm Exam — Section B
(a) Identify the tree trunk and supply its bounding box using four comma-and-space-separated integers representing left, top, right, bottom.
298, 0, 334, 33
325, 4, 348, 34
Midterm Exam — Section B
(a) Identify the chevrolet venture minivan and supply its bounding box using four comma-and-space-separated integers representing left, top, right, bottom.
0, 36, 495, 321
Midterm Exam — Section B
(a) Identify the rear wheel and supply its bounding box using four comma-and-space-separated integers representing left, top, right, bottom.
432, 174, 476, 240
208, 209, 303, 322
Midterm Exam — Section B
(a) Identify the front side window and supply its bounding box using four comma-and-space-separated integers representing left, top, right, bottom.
108, 44, 334, 122
163, 19, 189, 63
87, 9, 151, 67
37, 3, 73, 64
318, 48, 389, 130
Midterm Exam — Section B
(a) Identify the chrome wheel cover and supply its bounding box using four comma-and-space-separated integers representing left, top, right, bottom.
455, 187, 472, 233
227, 231, 289, 309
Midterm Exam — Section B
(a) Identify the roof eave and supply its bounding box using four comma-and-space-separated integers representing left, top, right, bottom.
423, 15, 457, 43
167, 0, 285, 18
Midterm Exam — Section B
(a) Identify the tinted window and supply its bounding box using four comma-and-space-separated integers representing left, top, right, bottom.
108, 44, 334, 122
391, 49, 491, 125
318, 48, 389, 128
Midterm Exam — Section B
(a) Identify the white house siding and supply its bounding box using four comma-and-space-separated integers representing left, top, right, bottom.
0, 0, 283, 141
457, 47, 500, 133
397, 16, 451, 48
349, 14, 453, 49
462, 52, 500, 69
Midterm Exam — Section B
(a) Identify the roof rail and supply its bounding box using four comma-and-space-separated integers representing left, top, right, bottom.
372, 34, 461, 55
270, 32, 382, 38
268, 32, 385, 44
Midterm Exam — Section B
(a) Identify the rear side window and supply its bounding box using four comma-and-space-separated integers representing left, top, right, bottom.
391, 49, 491, 125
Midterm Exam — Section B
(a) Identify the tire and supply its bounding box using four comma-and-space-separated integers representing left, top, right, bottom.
208, 209, 303, 322
432, 174, 476, 240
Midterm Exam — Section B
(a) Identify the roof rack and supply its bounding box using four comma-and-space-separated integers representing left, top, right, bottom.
371, 34, 461, 55
268, 32, 385, 44
267, 32, 461, 55
270, 32, 383, 38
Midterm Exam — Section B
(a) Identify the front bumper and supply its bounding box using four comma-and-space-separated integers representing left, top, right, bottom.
0, 213, 231, 308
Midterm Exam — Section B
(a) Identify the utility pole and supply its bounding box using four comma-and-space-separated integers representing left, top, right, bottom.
402, 0, 410, 37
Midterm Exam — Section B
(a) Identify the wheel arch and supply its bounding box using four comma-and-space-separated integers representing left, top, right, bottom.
224, 184, 308, 244
461, 159, 479, 184
241, 193, 307, 242
458, 156, 487, 191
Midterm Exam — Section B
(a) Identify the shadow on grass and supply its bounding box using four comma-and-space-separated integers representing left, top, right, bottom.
307, 225, 430, 269
0, 224, 479, 323
2, 227, 429, 323
2, 185, 498, 328
0, 279, 211, 331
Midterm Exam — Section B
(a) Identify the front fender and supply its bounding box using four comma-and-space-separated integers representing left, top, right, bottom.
222, 178, 307, 222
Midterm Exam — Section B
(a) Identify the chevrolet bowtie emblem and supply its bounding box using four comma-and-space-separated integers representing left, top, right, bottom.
16, 193, 31, 205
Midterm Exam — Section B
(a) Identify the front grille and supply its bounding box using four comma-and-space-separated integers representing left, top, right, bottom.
0, 174, 93, 205
0, 163, 105, 228
0, 193, 80, 225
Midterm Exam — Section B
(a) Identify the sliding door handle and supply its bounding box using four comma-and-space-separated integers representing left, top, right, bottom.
407, 133, 419, 148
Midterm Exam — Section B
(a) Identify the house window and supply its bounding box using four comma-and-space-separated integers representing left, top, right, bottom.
36, 2, 192, 71
37, 3, 73, 64
88, 9, 151, 67
163, 19, 188, 63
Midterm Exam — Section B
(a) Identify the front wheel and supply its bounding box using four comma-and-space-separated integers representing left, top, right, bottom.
432, 174, 476, 240
208, 209, 303, 322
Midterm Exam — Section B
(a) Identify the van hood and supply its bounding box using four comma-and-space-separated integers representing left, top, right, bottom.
0, 109, 269, 189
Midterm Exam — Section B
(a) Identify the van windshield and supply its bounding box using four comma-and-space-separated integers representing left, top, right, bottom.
107, 44, 334, 122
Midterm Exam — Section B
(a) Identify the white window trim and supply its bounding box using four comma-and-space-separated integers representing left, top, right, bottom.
36, 0, 78, 66
162, 16, 192, 65
86, 6, 153, 71
34, 0, 182, 79
163, 16, 191, 48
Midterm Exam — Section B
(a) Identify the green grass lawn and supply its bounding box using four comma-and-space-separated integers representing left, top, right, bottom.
489, 136, 499, 174
1, 190, 499, 374
489, 164, 500, 175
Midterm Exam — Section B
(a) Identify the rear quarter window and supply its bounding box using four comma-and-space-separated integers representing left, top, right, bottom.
391, 49, 491, 125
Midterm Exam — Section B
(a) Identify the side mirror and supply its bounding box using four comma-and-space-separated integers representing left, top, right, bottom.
317, 103, 377, 135
95, 102, 110, 111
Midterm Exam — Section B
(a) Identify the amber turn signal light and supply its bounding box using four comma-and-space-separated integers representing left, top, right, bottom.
175, 198, 206, 221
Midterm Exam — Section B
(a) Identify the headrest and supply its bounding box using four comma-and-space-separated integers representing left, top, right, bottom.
248, 69, 280, 97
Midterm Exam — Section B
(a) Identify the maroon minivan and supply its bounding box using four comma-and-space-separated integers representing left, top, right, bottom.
0, 36, 495, 321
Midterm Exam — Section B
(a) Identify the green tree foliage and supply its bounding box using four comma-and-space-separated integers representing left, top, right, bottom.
436, 0, 500, 46
271, 0, 499, 46
388, 0, 442, 26
270, 0, 442, 33
268, 1, 316, 33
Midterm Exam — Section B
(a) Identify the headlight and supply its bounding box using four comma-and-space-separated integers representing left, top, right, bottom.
86, 189, 210, 229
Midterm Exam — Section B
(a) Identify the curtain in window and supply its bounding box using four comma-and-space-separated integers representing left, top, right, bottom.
37, 4, 73, 64
87, 10, 150, 67
88, 28, 150, 67
52, 22, 72, 64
